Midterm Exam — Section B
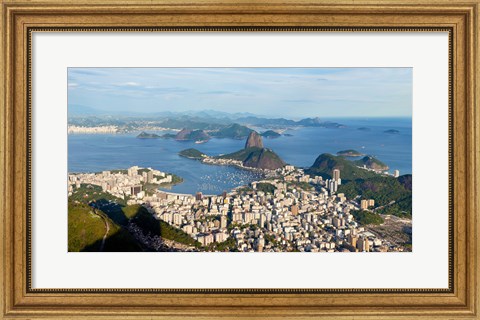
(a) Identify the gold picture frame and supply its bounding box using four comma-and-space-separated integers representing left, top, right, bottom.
1, 0, 478, 318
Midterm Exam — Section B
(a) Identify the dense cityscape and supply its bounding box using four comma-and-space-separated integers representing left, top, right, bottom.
69, 160, 411, 252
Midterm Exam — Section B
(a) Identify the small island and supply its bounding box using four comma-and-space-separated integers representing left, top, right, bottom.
384, 129, 400, 134
357, 127, 371, 131
260, 130, 281, 139
337, 149, 364, 157
136, 131, 161, 139
178, 148, 207, 160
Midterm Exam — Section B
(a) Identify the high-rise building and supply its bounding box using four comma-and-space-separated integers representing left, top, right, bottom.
360, 199, 368, 210
259, 214, 266, 228
147, 170, 154, 183
328, 179, 338, 194
130, 185, 142, 196
368, 199, 375, 207
357, 236, 370, 252
220, 215, 227, 229
255, 236, 265, 252
214, 232, 228, 243
232, 212, 243, 223
195, 192, 203, 201
333, 168, 340, 180
204, 234, 214, 246
333, 168, 341, 185
173, 213, 182, 225
394, 170, 400, 178
348, 234, 358, 248
127, 166, 138, 177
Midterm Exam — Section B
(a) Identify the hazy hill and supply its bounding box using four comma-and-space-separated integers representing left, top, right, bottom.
297, 118, 345, 128
306, 153, 378, 180
211, 123, 253, 139
175, 128, 210, 142
338, 175, 412, 218
354, 155, 389, 171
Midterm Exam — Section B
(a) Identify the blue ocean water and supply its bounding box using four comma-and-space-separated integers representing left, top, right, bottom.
68, 117, 412, 195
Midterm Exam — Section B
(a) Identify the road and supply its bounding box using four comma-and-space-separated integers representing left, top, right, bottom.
93, 208, 110, 251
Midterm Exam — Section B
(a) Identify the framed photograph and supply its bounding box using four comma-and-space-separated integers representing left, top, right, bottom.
1, 0, 479, 319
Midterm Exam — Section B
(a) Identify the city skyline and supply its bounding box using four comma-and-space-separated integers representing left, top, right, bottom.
68, 67, 412, 118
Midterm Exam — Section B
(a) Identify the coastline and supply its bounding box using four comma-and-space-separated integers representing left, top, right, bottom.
179, 153, 276, 176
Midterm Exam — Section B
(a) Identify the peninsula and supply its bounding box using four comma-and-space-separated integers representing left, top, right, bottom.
179, 131, 286, 171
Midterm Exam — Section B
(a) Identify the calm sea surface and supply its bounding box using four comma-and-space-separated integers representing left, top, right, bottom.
68, 118, 412, 195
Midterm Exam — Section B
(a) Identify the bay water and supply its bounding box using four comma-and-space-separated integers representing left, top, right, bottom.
68, 117, 412, 195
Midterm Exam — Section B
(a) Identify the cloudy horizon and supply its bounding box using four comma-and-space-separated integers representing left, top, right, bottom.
68, 67, 412, 119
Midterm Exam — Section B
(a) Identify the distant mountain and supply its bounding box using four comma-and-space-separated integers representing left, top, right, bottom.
306, 153, 378, 180
245, 131, 264, 148
297, 118, 345, 128
158, 118, 224, 130
160, 133, 176, 139
211, 123, 253, 139
354, 156, 389, 171
236, 116, 345, 128
261, 130, 282, 139
68, 104, 104, 116
136, 132, 161, 139
236, 116, 296, 126
68, 111, 349, 134
175, 128, 210, 142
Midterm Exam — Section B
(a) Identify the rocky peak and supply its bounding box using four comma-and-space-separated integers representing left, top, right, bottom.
245, 131, 263, 149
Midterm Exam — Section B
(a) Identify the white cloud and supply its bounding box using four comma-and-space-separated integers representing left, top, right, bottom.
117, 82, 141, 87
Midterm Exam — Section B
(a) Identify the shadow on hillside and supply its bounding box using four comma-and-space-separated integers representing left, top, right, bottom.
81, 228, 142, 252
90, 198, 129, 226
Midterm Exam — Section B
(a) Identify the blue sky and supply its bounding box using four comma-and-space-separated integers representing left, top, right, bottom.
68, 67, 412, 118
